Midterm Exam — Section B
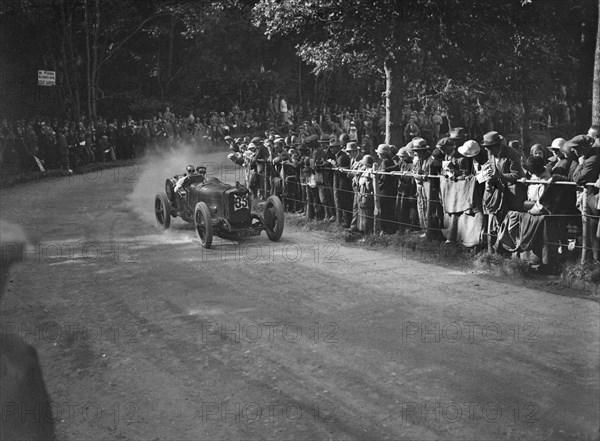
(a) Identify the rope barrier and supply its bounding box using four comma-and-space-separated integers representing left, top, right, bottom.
238, 162, 600, 258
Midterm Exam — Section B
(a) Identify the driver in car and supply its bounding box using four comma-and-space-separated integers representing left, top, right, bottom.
174, 164, 196, 196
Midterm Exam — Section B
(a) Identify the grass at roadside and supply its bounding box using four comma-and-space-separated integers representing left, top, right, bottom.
286, 213, 599, 299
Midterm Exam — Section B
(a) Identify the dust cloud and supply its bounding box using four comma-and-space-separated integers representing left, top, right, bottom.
125, 141, 245, 224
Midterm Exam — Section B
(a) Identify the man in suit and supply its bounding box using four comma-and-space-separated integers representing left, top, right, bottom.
333, 136, 353, 227
481, 131, 525, 186
345, 142, 364, 232
481, 131, 526, 247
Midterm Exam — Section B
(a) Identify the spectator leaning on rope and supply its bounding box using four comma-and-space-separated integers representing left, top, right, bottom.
480, 131, 526, 245
481, 130, 525, 196
375, 143, 398, 234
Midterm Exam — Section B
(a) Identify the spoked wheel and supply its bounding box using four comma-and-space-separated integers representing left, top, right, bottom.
194, 202, 213, 248
264, 195, 284, 241
154, 192, 171, 230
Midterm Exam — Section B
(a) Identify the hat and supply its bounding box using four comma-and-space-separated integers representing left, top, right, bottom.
361, 155, 375, 166
450, 127, 466, 140
397, 146, 414, 158
436, 137, 454, 150
508, 140, 522, 150
329, 138, 342, 147
431, 148, 444, 159
250, 136, 262, 144
524, 155, 546, 175
564, 135, 595, 153
529, 143, 546, 157
243, 150, 254, 158
376, 144, 391, 155
482, 131, 502, 147
248, 143, 257, 150
458, 140, 481, 158
318, 134, 331, 143
224, 135, 232, 141
411, 138, 428, 150
345, 142, 358, 152
339, 133, 350, 144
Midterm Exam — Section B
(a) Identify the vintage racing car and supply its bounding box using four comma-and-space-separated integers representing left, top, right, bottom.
154, 170, 284, 248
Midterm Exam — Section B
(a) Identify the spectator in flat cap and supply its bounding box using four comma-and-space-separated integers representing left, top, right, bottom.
551, 139, 579, 180
481, 131, 525, 185
449, 127, 466, 142
0, 221, 56, 441
480, 131, 527, 250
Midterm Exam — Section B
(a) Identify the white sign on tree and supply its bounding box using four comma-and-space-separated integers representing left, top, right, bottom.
38, 70, 56, 86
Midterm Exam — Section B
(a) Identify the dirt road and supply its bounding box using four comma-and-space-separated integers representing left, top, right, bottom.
1, 148, 598, 441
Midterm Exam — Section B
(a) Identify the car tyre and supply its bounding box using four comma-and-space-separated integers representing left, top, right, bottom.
165, 179, 175, 202
194, 202, 213, 248
264, 195, 284, 241
155, 192, 171, 230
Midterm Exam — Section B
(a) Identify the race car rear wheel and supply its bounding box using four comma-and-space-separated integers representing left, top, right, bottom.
155, 192, 171, 230
194, 202, 213, 248
264, 195, 284, 241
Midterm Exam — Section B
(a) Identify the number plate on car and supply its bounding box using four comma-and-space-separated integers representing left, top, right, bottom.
237, 229, 261, 237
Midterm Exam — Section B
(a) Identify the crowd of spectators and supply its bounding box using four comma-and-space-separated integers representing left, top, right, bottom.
226, 119, 600, 272
2, 96, 599, 271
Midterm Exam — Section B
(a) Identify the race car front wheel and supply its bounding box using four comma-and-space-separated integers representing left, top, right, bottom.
264, 195, 284, 241
155, 192, 171, 230
194, 202, 213, 248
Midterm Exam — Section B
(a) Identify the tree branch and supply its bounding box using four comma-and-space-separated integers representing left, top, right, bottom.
97, 11, 173, 69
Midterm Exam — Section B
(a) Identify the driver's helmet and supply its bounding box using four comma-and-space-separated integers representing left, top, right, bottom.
186, 164, 195, 174
196, 166, 207, 175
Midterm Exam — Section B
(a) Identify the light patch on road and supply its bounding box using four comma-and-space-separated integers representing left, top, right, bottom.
188, 308, 225, 316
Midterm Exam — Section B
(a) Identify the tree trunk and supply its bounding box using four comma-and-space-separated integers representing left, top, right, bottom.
91, 0, 100, 119
384, 57, 403, 146
593, 4, 600, 126
84, 0, 92, 119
